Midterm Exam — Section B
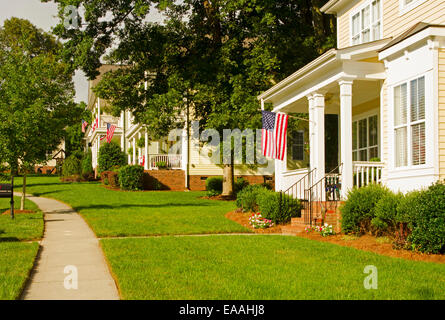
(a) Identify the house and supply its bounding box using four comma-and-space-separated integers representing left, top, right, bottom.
258, 0, 445, 202
85, 65, 274, 191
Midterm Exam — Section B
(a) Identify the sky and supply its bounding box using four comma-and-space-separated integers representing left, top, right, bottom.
0, 0, 164, 104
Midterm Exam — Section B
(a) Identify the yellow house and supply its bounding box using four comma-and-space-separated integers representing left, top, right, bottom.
259, 0, 445, 201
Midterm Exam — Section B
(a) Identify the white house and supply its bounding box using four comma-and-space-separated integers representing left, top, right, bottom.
259, 0, 445, 201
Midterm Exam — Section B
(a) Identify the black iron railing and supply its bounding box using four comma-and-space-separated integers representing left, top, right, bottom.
280, 168, 316, 221
304, 164, 343, 226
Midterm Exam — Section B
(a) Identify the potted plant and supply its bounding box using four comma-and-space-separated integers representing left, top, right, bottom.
156, 161, 168, 170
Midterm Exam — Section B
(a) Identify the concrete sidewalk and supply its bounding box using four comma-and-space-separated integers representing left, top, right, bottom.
16, 193, 120, 300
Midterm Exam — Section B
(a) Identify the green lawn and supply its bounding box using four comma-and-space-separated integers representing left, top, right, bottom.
101, 235, 445, 300
0, 197, 43, 241
0, 197, 43, 300
16, 176, 250, 237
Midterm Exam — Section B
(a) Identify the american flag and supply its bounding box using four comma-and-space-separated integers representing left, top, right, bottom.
106, 123, 117, 143
139, 155, 145, 167
82, 120, 89, 133
262, 111, 289, 161
92, 117, 98, 131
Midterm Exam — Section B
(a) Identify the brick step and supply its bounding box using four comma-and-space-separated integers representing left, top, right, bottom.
281, 225, 307, 236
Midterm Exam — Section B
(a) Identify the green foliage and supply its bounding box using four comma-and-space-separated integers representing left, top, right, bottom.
236, 185, 269, 213
257, 190, 301, 224
136, 137, 145, 149
340, 184, 392, 234
0, 18, 78, 176
81, 151, 94, 179
372, 193, 403, 235
408, 183, 445, 254
62, 155, 81, 177
234, 177, 249, 194
50, 0, 336, 196
155, 161, 167, 169
396, 191, 422, 225
118, 165, 144, 191
98, 142, 127, 173
205, 177, 223, 197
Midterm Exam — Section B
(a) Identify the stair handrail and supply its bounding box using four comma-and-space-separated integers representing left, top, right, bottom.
283, 168, 317, 200
305, 164, 343, 226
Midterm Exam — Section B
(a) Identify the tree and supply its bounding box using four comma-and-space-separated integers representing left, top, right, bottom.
48, 0, 335, 196
0, 18, 80, 210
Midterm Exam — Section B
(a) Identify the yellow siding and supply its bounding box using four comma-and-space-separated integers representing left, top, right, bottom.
337, 0, 366, 49
439, 49, 445, 180
336, 0, 445, 49
188, 139, 274, 176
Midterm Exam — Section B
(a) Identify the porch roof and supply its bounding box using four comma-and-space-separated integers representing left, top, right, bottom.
258, 38, 391, 113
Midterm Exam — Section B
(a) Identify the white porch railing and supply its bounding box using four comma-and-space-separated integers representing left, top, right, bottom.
149, 154, 182, 170
353, 161, 384, 187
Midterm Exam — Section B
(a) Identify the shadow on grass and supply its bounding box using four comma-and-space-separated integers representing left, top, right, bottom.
0, 231, 20, 243
73, 202, 216, 212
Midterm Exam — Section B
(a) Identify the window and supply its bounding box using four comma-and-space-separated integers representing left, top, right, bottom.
290, 131, 304, 161
352, 115, 379, 161
400, 0, 427, 15
351, 0, 382, 45
393, 76, 425, 168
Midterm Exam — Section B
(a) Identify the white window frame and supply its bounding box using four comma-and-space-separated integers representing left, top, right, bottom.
290, 130, 305, 161
350, 0, 383, 46
352, 111, 380, 162
392, 75, 426, 169
399, 0, 427, 16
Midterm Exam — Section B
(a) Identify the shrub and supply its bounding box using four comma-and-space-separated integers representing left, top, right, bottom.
81, 151, 94, 180
234, 177, 249, 194
101, 171, 119, 188
372, 192, 403, 235
98, 142, 127, 173
205, 177, 223, 196
62, 155, 81, 177
118, 165, 144, 191
340, 184, 392, 234
408, 183, 445, 254
235, 184, 268, 213
257, 190, 301, 224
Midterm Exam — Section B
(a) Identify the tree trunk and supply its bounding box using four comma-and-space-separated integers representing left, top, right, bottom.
20, 172, 26, 210
222, 164, 234, 198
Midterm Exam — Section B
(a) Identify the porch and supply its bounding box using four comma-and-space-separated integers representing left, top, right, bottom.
259, 39, 391, 201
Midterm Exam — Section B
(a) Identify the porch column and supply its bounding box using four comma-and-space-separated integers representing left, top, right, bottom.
307, 95, 315, 174
137, 132, 142, 164
144, 131, 149, 170
313, 93, 325, 182
132, 137, 136, 165
339, 79, 354, 197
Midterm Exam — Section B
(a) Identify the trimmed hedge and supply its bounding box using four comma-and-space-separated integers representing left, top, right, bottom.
408, 183, 445, 254
340, 184, 392, 234
62, 155, 81, 177
118, 165, 144, 191
205, 177, 223, 196
236, 185, 268, 213
98, 142, 127, 174
372, 192, 403, 235
257, 191, 301, 224
341, 181, 445, 254
236, 185, 301, 224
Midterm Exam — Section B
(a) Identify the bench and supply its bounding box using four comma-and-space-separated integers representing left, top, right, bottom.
0, 184, 13, 198
0, 183, 14, 219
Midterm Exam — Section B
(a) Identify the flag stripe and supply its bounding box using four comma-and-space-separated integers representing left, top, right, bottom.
261, 111, 288, 161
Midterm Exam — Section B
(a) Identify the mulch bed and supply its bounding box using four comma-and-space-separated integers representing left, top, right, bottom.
226, 210, 445, 263
2, 210, 36, 215
297, 232, 445, 264
225, 210, 283, 234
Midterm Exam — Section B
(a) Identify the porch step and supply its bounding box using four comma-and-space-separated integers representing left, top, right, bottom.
281, 225, 307, 236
